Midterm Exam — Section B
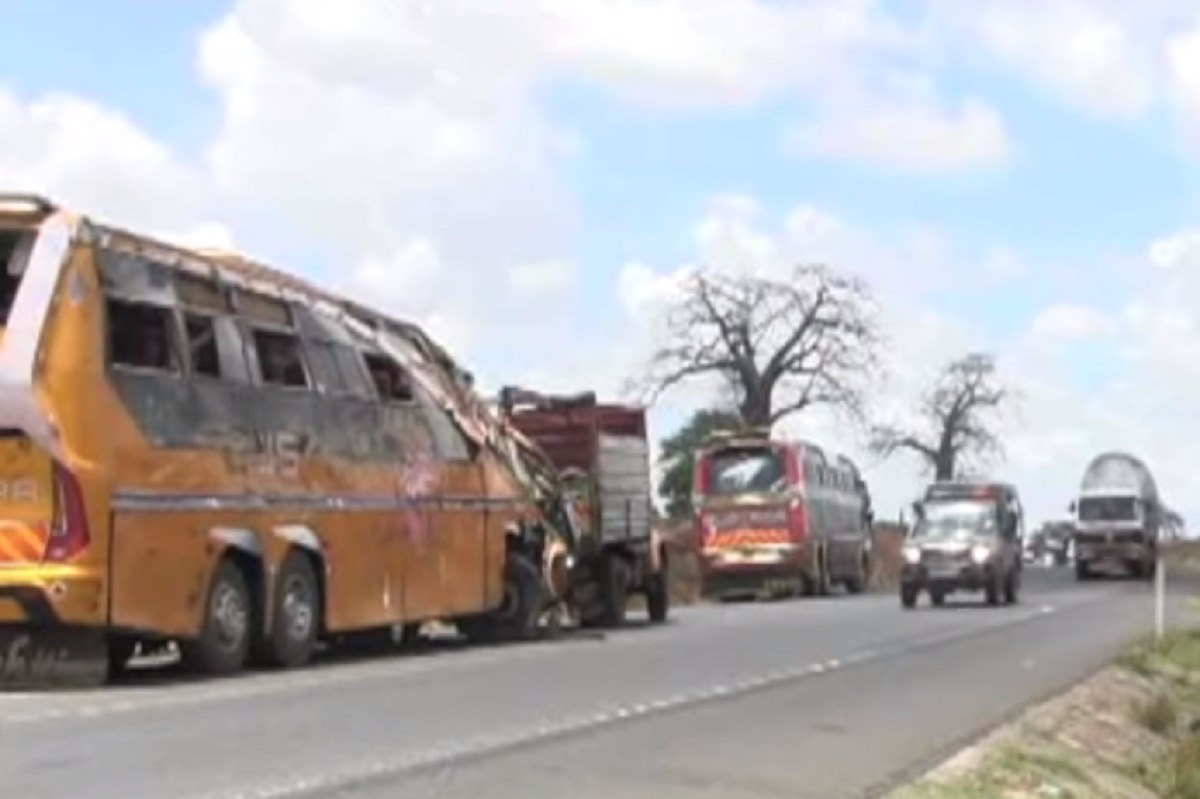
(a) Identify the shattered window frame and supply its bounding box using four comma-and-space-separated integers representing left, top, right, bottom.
362, 350, 418, 406
293, 305, 374, 400
96, 247, 185, 379
104, 296, 186, 377
232, 289, 310, 393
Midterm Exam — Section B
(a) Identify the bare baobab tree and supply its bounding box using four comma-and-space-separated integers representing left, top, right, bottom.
870, 352, 1010, 481
632, 265, 880, 427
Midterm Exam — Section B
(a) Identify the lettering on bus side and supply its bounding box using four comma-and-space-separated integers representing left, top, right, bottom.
223, 431, 305, 479
0, 478, 37, 504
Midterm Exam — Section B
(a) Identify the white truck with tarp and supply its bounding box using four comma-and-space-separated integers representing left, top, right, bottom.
1071, 451, 1160, 580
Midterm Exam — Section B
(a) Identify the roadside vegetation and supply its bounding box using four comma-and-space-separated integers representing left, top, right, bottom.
892, 621, 1200, 799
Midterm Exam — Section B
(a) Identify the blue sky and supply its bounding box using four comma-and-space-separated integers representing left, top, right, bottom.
1, 0, 1199, 524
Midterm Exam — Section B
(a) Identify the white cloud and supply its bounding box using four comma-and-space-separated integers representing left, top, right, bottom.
0, 89, 208, 233
1028, 303, 1115, 341
608, 193, 1200, 529
789, 94, 1009, 172
1149, 229, 1200, 269
927, 0, 1158, 119
189, 0, 928, 361
1169, 19, 1200, 133
507, 259, 576, 298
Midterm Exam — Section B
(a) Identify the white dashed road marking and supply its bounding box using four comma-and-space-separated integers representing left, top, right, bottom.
186, 602, 1062, 799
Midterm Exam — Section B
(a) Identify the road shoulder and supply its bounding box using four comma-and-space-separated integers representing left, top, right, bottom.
888, 614, 1200, 798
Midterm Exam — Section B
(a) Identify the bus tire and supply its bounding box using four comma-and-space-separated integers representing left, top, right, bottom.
806, 546, 831, 597
844, 550, 868, 595
260, 551, 320, 669
182, 559, 252, 676
645, 567, 669, 624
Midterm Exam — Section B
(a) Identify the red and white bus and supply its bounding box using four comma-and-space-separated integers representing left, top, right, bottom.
693, 430, 872, 600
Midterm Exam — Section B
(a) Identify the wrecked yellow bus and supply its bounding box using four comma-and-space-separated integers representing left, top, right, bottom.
0, 194, 555, 686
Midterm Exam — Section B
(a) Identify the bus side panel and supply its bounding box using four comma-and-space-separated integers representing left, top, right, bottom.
242, 414, 394, 635
110, 509, 224, 636
480, 456, 521, 609
431, 461, 488, 618
30, 241, 112, 626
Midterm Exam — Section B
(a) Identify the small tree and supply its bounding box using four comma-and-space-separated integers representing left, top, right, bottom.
633, 265, 880, 427
657, 408, 744, 520
870, 352, 1009, 481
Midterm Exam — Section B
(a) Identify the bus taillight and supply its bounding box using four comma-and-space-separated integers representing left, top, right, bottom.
44, 463, 90, 562
788, 499, 807, 544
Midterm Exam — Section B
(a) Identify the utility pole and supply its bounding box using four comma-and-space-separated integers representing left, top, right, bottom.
1155, 551, 1166, 641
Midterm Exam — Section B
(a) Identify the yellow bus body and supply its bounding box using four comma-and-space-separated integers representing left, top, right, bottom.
0, 195, 537, 680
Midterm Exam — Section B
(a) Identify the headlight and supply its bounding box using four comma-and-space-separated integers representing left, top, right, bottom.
903, 545, 921, 564
970, 545, 992, 564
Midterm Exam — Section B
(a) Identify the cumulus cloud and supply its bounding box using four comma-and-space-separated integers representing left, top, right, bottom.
789, 94, 1009, 172
1028, 303, 1115, 341
0, 89, 208, 232
603, 193, 1200, 528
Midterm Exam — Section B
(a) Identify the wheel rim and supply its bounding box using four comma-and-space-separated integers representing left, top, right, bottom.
212, 581, 248, 651
281, 574, 314, 642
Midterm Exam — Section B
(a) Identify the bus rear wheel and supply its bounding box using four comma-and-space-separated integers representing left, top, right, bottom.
258, 551, 320, 669
182, 559, 252, 676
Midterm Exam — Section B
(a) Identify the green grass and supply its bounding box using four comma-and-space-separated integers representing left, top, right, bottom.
1136, 692, 1180, 735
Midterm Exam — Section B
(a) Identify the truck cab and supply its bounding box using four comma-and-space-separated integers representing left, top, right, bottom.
1071, 452, 1160, 580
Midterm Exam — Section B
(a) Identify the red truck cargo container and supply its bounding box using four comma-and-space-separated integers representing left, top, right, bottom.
497, 387, 668, 627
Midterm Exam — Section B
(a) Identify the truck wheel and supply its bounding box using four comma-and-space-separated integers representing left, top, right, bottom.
900, 584, 918, 609
645, 568, 669, 624
929, 588, 946, 607
181, 559, 252, 676
599, 554, 630, 628
1075, 560, 1092, 581
1004, 568, 1019, 605
985, 571, 1002, 606
259, 552, 320, 669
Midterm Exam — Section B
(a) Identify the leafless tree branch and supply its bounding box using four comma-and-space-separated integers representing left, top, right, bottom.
631, 264, 880, 427
869, 352, 1010, 481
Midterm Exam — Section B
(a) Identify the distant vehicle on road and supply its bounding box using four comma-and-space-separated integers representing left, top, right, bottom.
1070, 452, 1161, 580
900, 481, 1024, 608
693, 430, 872, 601
1023, 520, 1073, 566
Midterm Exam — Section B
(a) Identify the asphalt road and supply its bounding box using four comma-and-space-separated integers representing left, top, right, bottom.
1, 567, 1195, 799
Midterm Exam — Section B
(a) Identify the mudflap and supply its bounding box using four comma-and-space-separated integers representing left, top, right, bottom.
0, 626, 109, 690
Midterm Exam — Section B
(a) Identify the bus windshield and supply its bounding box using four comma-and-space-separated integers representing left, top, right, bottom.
703, 447, 788, 497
